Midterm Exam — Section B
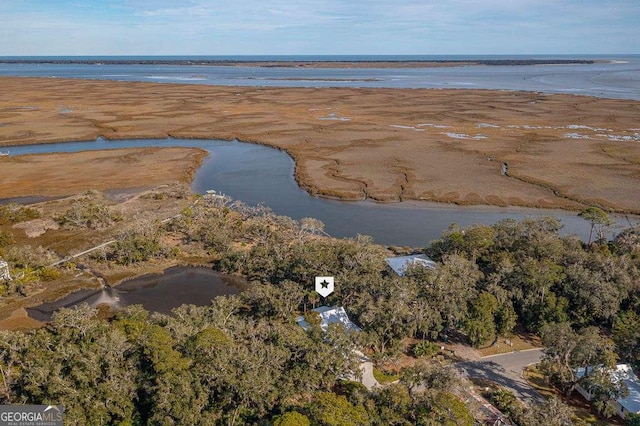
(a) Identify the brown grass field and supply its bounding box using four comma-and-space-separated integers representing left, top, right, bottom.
0, 147, 206, 198
1, 77, 639, 213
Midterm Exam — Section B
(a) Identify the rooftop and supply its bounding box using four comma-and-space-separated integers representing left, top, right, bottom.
617, 364, 640, 415
385, 254, 436, 276
296, 306, 361, 333
577, 364, 640, 415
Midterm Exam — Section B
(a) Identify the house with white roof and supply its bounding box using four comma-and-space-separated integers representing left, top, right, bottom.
0, 260, 11, 281
296, 306, 361, 333
576, 364, 640, 419
297, 307, 380, 389
385, 254, 436, 276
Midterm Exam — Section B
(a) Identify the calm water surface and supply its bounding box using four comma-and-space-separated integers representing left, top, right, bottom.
6, 138, 636, 247
27, 266, 247, 321
0, 55, 639, 100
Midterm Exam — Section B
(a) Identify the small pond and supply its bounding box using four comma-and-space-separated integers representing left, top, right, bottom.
27, 266, 247, 321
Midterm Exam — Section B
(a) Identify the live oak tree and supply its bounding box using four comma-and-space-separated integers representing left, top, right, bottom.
107, 224, 169, 265
540, 322, 618, 396
273, 411, 311, 426
355, 274, 415, 355
56, 194, 121, 230
579, 206, 613, 244
519, 396, 573, 426
307, 392, 370, 426
463, 291, 499, 347
400, 361, 463, 396
580, 367, 629, 417
406, 254, 480, 337
429, 391, 474, 426
14, 305, 139, 425
613, 310, 640, 365
561, 262, 623, 326
4, 192, 640, 424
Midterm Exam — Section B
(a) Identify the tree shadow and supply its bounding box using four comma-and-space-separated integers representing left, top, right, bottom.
458, 360, 544, 404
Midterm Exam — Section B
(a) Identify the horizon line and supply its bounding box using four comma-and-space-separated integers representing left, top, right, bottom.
1, 53, 639, 57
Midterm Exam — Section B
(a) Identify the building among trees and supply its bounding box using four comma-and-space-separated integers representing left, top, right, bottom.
576, 364, 640, 419
385, 253, 436, 276
297, 306, 362, 332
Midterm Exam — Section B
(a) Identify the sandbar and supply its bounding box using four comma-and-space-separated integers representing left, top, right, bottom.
0, 77, 639, 213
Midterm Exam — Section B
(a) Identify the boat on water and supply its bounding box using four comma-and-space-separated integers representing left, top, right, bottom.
0, 151, 9, 156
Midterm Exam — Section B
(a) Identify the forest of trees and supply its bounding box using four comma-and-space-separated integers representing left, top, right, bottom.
1, 194, 639, 424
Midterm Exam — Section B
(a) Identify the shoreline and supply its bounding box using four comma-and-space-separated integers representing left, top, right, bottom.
0, 58, 599, 68
4, 139, 640, 217
1, 77, 639, 214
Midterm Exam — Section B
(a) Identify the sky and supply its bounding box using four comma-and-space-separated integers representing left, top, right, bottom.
1, 0, 638, 56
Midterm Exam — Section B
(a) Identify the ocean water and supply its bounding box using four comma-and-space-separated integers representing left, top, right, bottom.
1, 55, 639, 100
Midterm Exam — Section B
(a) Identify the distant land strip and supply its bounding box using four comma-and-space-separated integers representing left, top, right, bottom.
0, 59, 598, 68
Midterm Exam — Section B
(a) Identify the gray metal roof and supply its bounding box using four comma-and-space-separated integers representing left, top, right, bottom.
385, 254, 436, 276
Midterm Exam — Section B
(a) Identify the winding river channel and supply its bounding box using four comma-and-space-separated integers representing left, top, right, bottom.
5, 138, 638, 247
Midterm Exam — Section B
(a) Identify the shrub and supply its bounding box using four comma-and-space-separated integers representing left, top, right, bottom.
626, 412, 640, 426
413, 340, 440, 358
273, 411, 311, 426
0, 204, 40, 225
57, 197, 121, 230
0, 231, 14, 248
39, 267, 61, 281
5, 245, 56, 269
107, 226, 169, 265
490, 388, 519, 417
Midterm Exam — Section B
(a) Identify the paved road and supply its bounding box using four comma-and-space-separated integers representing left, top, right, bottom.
457, 349, 544, 405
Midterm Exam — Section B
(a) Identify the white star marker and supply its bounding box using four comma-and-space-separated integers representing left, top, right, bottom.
315, 276, 334, 297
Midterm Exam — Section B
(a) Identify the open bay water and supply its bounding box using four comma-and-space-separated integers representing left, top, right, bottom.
4, 138, 637, 247
1, 55, 639, 100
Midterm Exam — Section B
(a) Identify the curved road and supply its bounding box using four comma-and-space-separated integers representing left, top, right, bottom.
457, 349, 544, 405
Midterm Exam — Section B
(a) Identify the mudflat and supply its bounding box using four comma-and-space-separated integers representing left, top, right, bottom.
1, 77, 639, 213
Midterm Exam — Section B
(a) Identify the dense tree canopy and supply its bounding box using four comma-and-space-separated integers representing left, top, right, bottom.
2, 194, 640, 424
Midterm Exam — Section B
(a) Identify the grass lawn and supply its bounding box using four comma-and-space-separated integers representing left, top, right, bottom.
373, 367, 400, 385
478, 330, 541, 357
